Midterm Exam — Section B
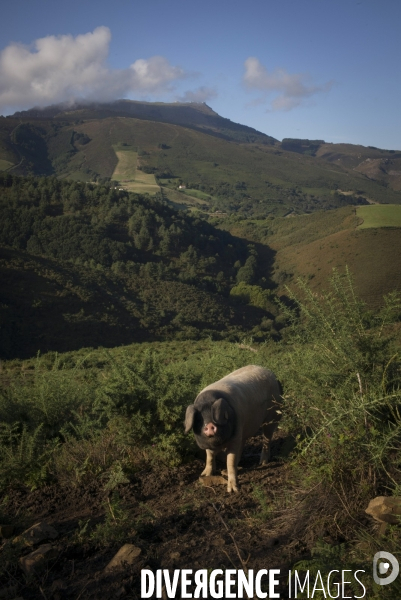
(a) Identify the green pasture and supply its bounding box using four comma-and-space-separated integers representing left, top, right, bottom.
162, 187, 209, 209
112, 147, 160, 194
112, 149, 138, 181
357, 204, 401, 229
0, 159, 14, 171
180, 188, 212, 201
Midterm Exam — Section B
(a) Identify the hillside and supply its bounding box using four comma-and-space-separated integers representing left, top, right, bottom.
220, 205, 401, 307
10, 100, 277, 145
0, 173, 283, 359
1, 101, 401, 218
1, 104, 401, 600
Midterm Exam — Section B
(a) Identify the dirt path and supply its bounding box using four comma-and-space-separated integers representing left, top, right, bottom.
1, 434, 300, 599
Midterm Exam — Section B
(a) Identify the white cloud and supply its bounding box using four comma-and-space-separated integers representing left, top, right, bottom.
176, 86, 218, 103
0, 27, 187, 114
130, 56, 186, 92
243, 57, 333, 111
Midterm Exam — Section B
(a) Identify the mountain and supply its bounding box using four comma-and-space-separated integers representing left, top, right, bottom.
1, 100, 401, 219
10, 100, 277, 145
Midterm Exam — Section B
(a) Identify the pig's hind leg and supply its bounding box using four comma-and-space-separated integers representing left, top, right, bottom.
200, 448, 216, 477
260, 421, 277, 465
260, 403, 282, 465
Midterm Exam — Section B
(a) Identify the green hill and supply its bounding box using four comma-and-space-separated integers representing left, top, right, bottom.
1, 101, 401, 339
10, 100, 277, 145
1, 101, 401, 218
0, 173, 282, 359
220, 205, 401, 307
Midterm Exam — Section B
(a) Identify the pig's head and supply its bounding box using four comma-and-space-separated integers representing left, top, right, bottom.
184, 390, 236, 450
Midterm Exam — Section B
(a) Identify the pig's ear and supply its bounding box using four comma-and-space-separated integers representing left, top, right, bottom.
184, 405, 197, 433
212, 398, 230, 425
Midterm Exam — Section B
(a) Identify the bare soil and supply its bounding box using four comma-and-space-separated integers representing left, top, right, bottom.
1, 434, 305, 599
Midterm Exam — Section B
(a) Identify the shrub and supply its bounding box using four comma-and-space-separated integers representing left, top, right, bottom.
271, 268, 401, 538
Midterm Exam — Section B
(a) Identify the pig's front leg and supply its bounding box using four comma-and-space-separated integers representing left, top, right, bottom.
200, 449, 216, 476
226, 451, 239, 492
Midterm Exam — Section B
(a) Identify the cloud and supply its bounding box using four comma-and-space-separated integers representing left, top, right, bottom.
243, 57, 333, 111
130, 56, 186, 92
176, 86, 218, 103
0, 27, 187, 114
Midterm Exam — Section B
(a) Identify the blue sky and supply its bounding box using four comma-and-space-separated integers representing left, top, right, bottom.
1, 0, 400, 149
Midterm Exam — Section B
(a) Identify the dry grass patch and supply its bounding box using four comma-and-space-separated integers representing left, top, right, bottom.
272, 228, 401, 307
112, 147, 160, 194
0, 159, 15, 171
112, 149, 138, 180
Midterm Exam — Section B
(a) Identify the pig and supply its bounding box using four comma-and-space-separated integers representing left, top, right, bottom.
184, 365, 283, 492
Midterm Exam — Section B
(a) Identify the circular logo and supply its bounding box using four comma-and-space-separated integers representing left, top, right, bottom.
373, 551, 399, 586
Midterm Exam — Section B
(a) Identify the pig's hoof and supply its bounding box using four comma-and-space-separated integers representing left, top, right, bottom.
259, 452, 270, 465
227, 481, 239, 493
200, 469, 214, 477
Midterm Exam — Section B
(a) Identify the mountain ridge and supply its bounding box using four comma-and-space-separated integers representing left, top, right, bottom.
1, 100, 401, 218
8, 99, 277, 145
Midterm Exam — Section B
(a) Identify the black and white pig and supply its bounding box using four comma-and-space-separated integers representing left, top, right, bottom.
184, 365, 283, 492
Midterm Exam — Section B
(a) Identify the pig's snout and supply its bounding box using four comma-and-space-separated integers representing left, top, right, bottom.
204, 422, 217, 437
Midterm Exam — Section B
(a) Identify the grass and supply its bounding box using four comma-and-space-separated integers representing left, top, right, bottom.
357, 204, 401, 229
111, 147, 160, 194
0, 160, 14, 171
179, 188, 212, 201
112, 149, 138, 180
161, 186, 209, 210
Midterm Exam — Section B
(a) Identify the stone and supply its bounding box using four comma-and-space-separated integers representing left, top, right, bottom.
199, 475, 227, 487
14, 521, 58, 547
365, 496, 401, 524
104, 544, 142, 571
0, 524, 14, 539
19, 544, 58, 575
211, 537, 226, 547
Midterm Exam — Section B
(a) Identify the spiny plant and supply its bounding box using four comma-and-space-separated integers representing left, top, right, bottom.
270, 268, 401, 540
0, 423, 58, 490
251, 484, 274, 522
89, 491, 137, 548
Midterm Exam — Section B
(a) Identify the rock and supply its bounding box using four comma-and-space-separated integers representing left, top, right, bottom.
169, 551, 180, 560
0, 524, 14, 539
365, 496, 401, 524
104, 544, 142, 572
14, 521, 58, 547
199, 475, 227, 487
19, 544, 58, 575
211, 537, 226, 546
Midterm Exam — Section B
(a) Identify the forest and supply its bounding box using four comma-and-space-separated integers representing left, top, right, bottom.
0, 174, 283, 359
